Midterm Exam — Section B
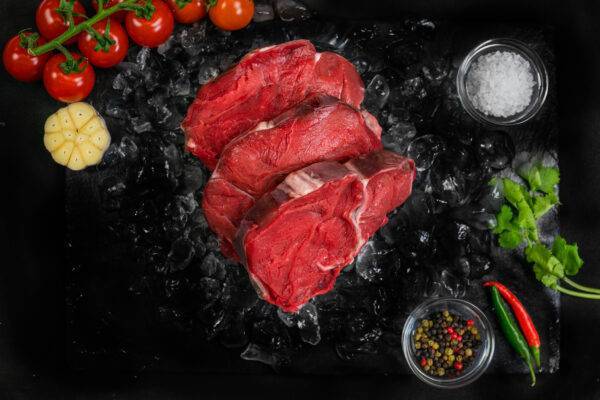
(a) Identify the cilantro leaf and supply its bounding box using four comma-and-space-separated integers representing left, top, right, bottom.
493, 205, 513, 234
500, 179, 539, 242
519, 164, 560, 194
531, 192, 558, 219
537, 166, 560, 194
525, 243, 565, 288
499, 230, 523, 249
552, 236, 584, 276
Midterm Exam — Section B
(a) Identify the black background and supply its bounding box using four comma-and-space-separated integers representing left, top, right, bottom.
1, 0, 599, 398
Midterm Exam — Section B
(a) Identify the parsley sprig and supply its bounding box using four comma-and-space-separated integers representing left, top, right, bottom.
491, 164, 600, 299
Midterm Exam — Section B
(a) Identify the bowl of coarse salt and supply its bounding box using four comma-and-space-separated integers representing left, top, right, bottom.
456, 38, 548, 126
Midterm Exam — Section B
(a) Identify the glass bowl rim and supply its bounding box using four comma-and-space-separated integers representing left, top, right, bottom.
401, 297, 495, 389
456, 37, 549, 126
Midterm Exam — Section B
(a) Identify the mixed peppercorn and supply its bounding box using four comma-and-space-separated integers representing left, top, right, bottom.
412, 309, 482, 378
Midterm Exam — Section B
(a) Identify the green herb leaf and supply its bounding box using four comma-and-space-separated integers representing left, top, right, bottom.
499, 230, 523, 249
525, 243, 564, 287
537, 166, 560, 194
502, 179, 538, 242
519, 164, 560, 194
552, 236, 584, 276
493, 205, 513, 234
531, 192, 558, 219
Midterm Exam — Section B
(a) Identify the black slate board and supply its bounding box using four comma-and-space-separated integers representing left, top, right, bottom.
65, 17, 559, 375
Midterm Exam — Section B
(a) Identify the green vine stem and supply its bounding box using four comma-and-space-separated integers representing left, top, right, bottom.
29, 0, 151, 57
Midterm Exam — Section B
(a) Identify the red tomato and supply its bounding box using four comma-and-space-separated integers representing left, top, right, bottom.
2, 34, 51, 82
92, 0, 128, 21
36, 0, 87, 45
78, 19, 129, 68
208, 0, 254, 31
43, 53, 95, 103
167, 0, 206, 24
125, 0, 174, 48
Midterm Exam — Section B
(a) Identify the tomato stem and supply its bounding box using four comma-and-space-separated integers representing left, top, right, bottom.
29, 0, 144, 56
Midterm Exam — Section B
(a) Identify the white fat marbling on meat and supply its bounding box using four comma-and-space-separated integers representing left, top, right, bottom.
251, 120, 276, 132
281, 170, 324, 198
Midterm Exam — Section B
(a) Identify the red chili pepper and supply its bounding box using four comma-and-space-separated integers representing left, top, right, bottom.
466, 319, 474, 327
420, 357, 427, 367
457, 335, 463, 342
451, 332, 458, 340
447, 327, 454, 334
454, 361, 463, 371
483, 281, 541, 369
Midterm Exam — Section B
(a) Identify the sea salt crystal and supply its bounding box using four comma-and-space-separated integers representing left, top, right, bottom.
466, 51, 535, 118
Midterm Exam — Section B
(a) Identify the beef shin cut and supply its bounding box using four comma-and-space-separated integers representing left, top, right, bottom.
182, 40, 364, 169
202, 94, 382, 258
234, 150, 416, 312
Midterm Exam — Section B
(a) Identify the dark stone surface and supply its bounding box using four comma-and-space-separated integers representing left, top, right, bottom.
1, 0, 600, 399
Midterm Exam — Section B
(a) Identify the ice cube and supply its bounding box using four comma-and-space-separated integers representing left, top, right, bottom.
407, 134, 446, 171
240, 343, 281, 367
475, 130, 515, 170
254, 2, 275, 22
171, 76, 191, 97
198, 65, 220, 85
274, 0, 311, 22
180, 23, 207, 57
277, 303, 321, 345
136, 47, 151, 69
355, 241, 391, 283
364, 74, 390, 111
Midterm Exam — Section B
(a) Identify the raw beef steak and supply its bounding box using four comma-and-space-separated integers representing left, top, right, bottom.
234, 151, 416, 312
202, 94, 382, 258
182, 40, 364, 169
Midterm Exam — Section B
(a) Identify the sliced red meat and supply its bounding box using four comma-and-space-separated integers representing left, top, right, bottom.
234, 150, 416, 312
202, 94, 382, 259
182, 40, 365, 169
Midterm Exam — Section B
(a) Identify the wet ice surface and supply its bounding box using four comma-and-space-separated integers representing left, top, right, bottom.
66, 17, 560, 374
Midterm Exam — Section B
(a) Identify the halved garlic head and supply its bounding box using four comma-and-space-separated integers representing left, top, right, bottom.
43, 102, 111, 171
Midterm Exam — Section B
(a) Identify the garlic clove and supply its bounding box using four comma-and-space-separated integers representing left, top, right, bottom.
52, 141, 75, 166
67, 102, 95, 130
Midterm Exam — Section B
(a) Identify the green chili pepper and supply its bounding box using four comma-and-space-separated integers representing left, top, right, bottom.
490, 286, 536, 386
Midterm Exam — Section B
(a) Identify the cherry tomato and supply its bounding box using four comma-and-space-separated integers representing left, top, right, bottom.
36, 0, 87, 45
2, 34, 51, 82
43, 53, 95, 103
78, 19, 129, 68
92, 0, 128, 21
167, 0, 206, 24
208, 0, 254, 31
125, 0, 174, 48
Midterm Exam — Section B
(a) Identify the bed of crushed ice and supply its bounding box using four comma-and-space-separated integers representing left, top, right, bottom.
71, 5, 543, 370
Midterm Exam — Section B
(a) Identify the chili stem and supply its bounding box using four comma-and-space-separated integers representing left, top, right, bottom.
562, 277, 600, 294
555, 285, 600, 299
29, 0, 142, 56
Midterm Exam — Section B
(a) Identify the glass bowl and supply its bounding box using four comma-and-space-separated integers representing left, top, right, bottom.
401, 297, 495, 389
456, 38, 548, 126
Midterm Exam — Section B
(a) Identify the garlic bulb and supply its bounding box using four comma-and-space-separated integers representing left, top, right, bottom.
44, 102, 111, 170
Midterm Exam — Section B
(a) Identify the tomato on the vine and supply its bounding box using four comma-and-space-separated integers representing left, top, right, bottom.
208, 0, 254, 31
125, 0, 175, 48
36, 0, 87, 45
2, 33, 51, 82
92, 0, 128, 21
167, 0, 207, 24
78, 19, 129, 69
43, 53, 95, 103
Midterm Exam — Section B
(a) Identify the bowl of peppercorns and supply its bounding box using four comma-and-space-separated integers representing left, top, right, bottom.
402, 297, 495, 388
